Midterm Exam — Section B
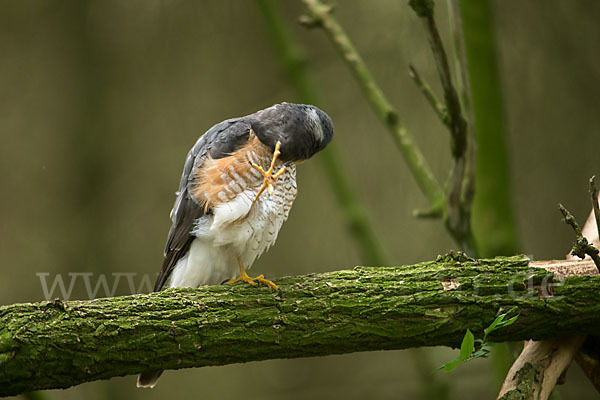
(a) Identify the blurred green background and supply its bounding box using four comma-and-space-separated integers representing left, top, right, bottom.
1, 0, 599, 399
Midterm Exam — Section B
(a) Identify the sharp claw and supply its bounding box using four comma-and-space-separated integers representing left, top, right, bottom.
251, 140, 286, 206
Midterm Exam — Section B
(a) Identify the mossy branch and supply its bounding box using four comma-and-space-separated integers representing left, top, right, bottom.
2, 256, 600, 396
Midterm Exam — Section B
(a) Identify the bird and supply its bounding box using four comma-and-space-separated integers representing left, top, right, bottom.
137, 102, 334, 388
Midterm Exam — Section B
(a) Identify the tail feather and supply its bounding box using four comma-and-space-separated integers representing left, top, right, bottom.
137, 370, 164, 388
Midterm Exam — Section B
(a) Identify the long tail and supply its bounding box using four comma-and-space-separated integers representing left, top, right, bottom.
137, 370, 164, 388
137, 246, 180, 388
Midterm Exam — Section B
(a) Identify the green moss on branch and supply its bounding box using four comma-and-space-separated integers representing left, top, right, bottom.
1, 256, 600, 396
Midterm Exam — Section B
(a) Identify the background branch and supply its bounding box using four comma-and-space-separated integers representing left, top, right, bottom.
409, 0, 467, 160
408, 0, 474, 254
573, 191, 600, 393
499, 195, 600, 399
255, 0, 388, 265
300, 0, 444, 211
301, 0, 482, 253
497, 337, 586, 400
408, 64, 449, 127
456, 0, 520, 257
1, 256, 600, 396
558, 203, 600, 270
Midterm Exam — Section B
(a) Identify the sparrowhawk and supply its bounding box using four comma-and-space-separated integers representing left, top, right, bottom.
137, 102, 334, 388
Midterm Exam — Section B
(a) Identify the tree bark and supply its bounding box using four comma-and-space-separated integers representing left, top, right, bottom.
497, 337, 586, 400
498, 197, 600, 400
1, 255, 599, 396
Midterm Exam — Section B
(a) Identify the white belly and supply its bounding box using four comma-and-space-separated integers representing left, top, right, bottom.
168, 165, 297, 288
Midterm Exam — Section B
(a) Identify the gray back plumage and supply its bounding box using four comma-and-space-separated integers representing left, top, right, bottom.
153, 102, 333, 291
154, 117, 252, 291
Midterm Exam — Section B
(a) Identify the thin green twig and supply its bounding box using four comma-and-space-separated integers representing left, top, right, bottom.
408, 0, 475, 255
446, 0, 474, 118
409, 0, 467, 160
300, 0, 444, 211
408, 64, 450, 127
255, 0, 389, 265
558, 203, 600, 271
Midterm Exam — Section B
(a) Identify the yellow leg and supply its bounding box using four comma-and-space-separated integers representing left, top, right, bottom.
224, 255, 280, 292
252, 141, 286, 206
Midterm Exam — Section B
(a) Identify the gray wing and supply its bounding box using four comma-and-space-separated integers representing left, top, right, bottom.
153, 117, 253, 291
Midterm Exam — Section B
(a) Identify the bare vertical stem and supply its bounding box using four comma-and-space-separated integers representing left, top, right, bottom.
408, 64, 450, 127
408, 0, 475, 255
446, 0, 474, 119
446, 0, 476, 227
457, 0, 520, 257
414, 6, 467, 160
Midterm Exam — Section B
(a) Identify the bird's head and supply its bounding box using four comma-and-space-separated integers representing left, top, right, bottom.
248, 102, 334, 162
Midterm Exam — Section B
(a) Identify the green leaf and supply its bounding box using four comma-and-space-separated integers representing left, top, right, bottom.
440, 358, 463, 372
483, 313, 506, 340
439, 314, 520, 373
459, 329, 475, 361
470, 348, 490, 360
496, 314, 519, 329
484, 313, 519, 342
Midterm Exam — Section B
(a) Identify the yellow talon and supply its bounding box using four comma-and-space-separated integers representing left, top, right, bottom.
251, 141, 286, 206
224, 255, 280, 292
